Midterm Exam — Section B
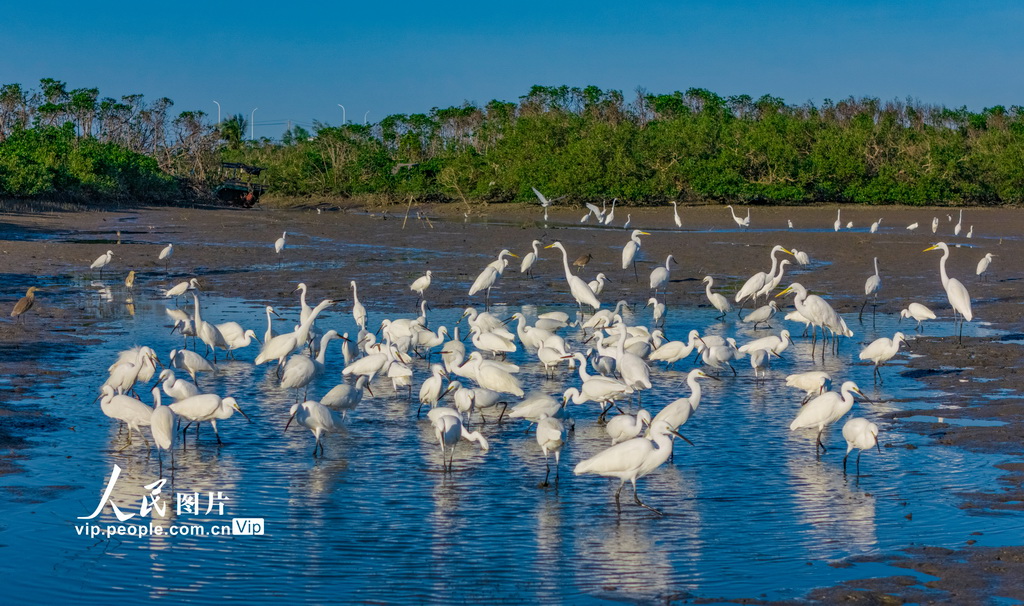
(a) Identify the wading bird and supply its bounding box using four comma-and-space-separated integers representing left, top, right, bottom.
842, 417, 880, 474
859, 332, 909, 383
976, 253, 995, 280
790, 381, 869, 456
275, 231, 287, 254
924, 242, 973, 339
860, 257, 882, 321
899, 303, 936, 331
90, 250, 114, 277
536, 413, 566, 486
285, 399, 341, 457
10, 286, 39, 322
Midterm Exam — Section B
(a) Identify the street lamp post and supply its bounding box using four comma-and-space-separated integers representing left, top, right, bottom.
213, 100, 221, 125
250, 107, 258, 140
338, 104, 346, 125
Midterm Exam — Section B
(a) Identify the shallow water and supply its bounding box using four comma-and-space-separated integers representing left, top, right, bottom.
2, 288, 1021, 604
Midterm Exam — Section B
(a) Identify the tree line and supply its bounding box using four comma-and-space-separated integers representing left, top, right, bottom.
2, 79, 1022, 206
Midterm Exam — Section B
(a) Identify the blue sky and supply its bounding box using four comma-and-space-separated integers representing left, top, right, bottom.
4, 1, 1021, 139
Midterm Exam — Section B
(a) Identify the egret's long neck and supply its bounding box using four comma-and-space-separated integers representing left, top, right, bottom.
193, 295, 202, 324
938, 249, 950, 288
705, 280, 714, 299
689, 378, 703, 409
768, 251, 780, 276
873, 257, 879, 276
557, 246, 572, 281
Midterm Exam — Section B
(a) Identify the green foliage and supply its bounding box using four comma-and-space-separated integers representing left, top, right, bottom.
3, 77, 1023, 206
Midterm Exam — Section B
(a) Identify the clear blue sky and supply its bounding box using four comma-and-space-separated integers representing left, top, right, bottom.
4, 1, 1021, 139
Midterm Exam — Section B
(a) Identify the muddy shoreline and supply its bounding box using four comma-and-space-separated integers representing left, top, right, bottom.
1, 201, 1021, 602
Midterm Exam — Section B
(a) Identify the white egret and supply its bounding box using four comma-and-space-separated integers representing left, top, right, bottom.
931, 217, 939, 233
899, 303, 937, 331
216, 322, 259, 357
749, 349, 778, 381
285, 399, 341, 457
701, 338, 742, 376
536, 414, 566, 486
670, 201, 682, 227
150, 388, 174, 466
870, 218, 882, 233
545, 242, 601, 310
860, 257, 882, 321
350, 281, 367, 329
742, 300, 779, 329
255, 299, 336, 371
907, 222, 919, 231
163, 278, 200, 300
924, 242, 973, 331
172, 393, 248, 445
169, 348, 216, 387
623, 213, 631, 229
645, 297, 665, 326
735, 245, 792, 307
649, 254, 677, 296
756, 259, 791, 300
531, 186, 553, 222
468, 263, 504, 307
293, 283, 315, 325
574, 422, 682, 515
428, 407, 489, 471
786, 371, 832, 404
649, 330, 705, 367
588, 273, 608, 296
192, 292, 227, 360
99, 385, 152, 447
275, 231, 287, 253
859, 332, 909, 382
648, 369, 714, 441
606, 409, 651, 445
520, 240, 542, 277
603, 198, 617, 225
410, 270, 432, 300
739, 329, 792, 356
158, 243, 173, 270
466, 351, 523, 397
621, 229, 650, 280
846, 220, 854, 229
834, 209, 842, 231
90, 250, 114, 276
510, 392, 565, 424
703, 276, 732, 319
842, 418, 880, 474
727, 205, 750, 227
791, 249, 810, 265
418, 363, 451, 413
790, 381, 868, 455
954, 209, 963, 235
159, 369, 199, 402
966, 225, 973, 238
976, 253, 994, 280
776, 283, 849, 351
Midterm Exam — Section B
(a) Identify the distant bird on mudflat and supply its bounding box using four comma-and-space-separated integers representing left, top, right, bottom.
11, 286, 40, 321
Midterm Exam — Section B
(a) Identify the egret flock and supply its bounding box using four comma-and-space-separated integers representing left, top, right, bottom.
71, 200, 996, 516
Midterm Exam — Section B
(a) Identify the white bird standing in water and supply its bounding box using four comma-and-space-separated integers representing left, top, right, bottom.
834, 209, 842, 231
859, 332, 909, 382
285, 399, 341, 457
703, 276, 732, 319
727, 205, 750, 227
520, 240, 542, 277
670, 201, 682, 227
574, 421, 683, 515
428, 407, 489, 471
786, 371, 832, 404
350, 281, 367, 329
924, 242, 973, 330
545, 242, 601, 310
149, 388, 174, 466
606, 409, 651, 444
90, 250, 114, 276
275, 231, 287, 253
536, 413, 566, 486
99, 385, 153, 447
954, 209, 963, 236
899, 303, 937, 331
790, 381, 869, 456
842, 418, 880, 474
